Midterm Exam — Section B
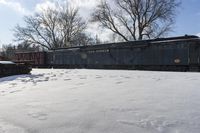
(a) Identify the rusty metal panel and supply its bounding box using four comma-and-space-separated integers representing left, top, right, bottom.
15, 52, 46, 66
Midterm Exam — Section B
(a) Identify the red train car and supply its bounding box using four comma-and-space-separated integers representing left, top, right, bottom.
14, 52, 46, 67
0, 56, 7, 61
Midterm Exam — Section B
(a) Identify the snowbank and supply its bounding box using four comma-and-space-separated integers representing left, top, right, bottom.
0, 69, 200, 133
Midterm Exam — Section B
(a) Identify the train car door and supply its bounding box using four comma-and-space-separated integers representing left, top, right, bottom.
189, 43, 200, 65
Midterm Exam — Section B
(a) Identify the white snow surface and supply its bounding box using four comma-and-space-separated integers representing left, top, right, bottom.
0, 69, 200, 133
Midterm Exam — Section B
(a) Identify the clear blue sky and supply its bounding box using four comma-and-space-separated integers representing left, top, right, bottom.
172, 0, 200, 36
0, 0, 200, 47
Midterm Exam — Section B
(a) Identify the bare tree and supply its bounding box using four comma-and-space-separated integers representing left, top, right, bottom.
58, 7, 87, 47
16, 41, 41, 52
72, 33, 95, 46
91, 0, 180, 41
1, 44, 16, 60
14, 4, 87, 49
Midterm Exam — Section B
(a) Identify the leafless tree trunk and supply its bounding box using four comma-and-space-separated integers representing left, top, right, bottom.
91, 0, 180, 41
14, 4, 87, 49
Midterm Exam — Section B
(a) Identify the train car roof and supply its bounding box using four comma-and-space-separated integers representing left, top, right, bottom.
52, 35, 200, 51
14, 35, 199, 53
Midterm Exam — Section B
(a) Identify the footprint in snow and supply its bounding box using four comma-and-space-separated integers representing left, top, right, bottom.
118, 120, 136, 126
9, 90, 22, 94
27, 112, 48, 121
79, 77, 87, 79
59, 73, 64, 75
124, 76, 131, 79
156, 78, 161, 81
50, 74, 56, 77
95, 76, 102, 79
76, 83, 85, 86
44, 77, 50, 81
64, 78, 71, 81
116, 81, 123, 84
20, 79, 29, 83
9, 83, 17, 86
51, 78, 58, 81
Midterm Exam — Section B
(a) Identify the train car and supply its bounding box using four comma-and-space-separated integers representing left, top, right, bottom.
47, 35, 200, 71
14, 51, 47, 67
0, 56, 8, 61
14, 35, 200, 71
0, 61, 32, 77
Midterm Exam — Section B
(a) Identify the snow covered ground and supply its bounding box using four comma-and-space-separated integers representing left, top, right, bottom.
0, 69, 200, 133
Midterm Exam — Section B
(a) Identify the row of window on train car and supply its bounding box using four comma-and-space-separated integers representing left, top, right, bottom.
55, 43, 189, 55
86, 45, 188, 53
